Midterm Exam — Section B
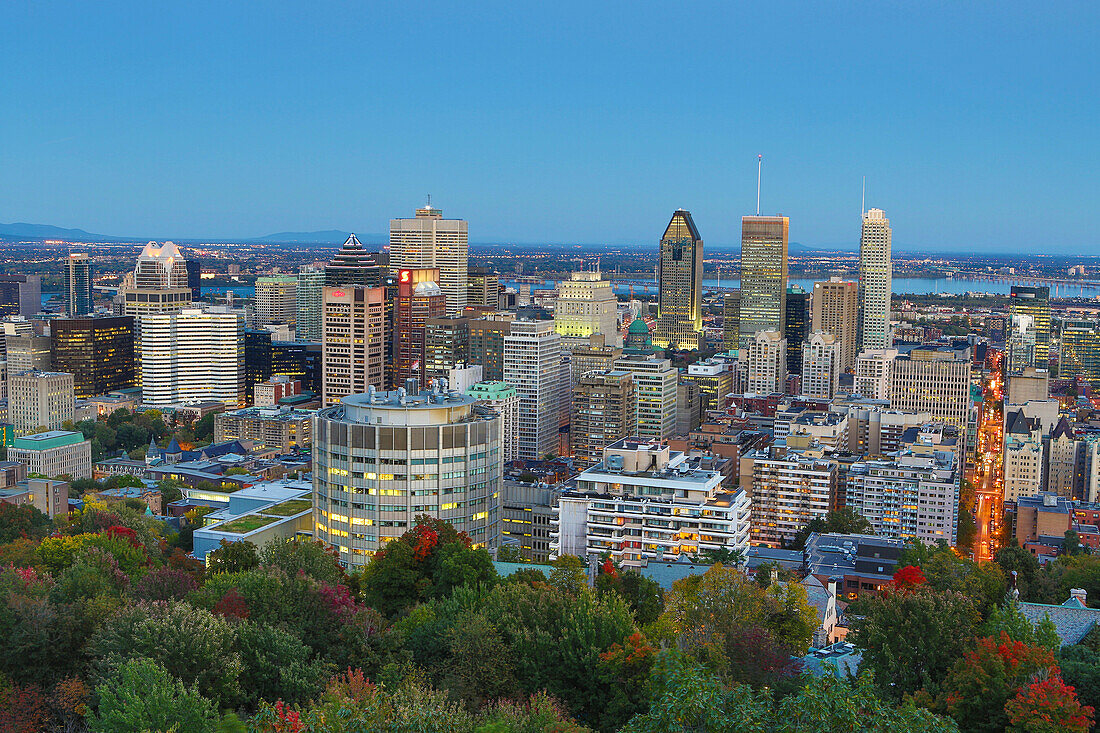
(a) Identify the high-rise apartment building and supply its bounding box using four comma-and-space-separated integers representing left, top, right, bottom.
390, 205, 468, 316
654, 210, 704, 350
739, 215, 789, 348
504, 320, 562, 460
812, 278, 859, 372
295, 266, 326, 342
858, 208, 892, 351
254, 276, 297, 328
571, 370, 635, 467
467, 266, 499, 309
313, 388, 502, 566
394, 268, 447, 386
119, 241, 192, 320
8, 371, 75, 435
1011, 286, 1051, 368
466, 380, 520, 463
468, 317, 514, 381
553, 438, 750, 566
321, 286, 386, 406
743, 330, 786, 395
612, 353, 678, 440
554, 270, 620, 347
324, 234, 386, 287
784, 285, 810, 377
0, 275, 42, 318
722, 291, 740, 352
846, 425, 960, 544
802, 331, 840, 399
66, 253, 93, 317
139, 309, 244, 408
747, 443, 836, 546
680, 359, 733, 416
49, 316, 136, 398
1060, 319, 1100, 388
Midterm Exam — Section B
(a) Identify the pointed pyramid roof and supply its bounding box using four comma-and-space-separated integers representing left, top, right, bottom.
1052, 417, 1074, 441
166, 437, 182, 454
662, 209, 701, 243
341, 234, 363, 250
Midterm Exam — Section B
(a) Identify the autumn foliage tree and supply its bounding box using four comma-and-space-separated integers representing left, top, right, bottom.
1005, 675, 1094, 733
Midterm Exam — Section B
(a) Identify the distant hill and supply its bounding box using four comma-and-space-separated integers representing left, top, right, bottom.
0, 221, 109, 241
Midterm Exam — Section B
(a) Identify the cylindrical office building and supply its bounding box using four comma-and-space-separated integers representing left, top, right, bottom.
313, 386, 501, 568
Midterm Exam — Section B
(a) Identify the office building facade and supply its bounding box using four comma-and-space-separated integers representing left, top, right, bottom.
296, 266, 326, 342
571, 370, 635, 467
325, 234, 386, 287
66, 253, 93, 317
254, 276, 297, 328
49, 316, 136, 398
722, 290, 741, 352
784, 285, 810, 377
812, 278, 859, 372
1011, 286, 1050, 368
140, 309, 244, 408
321, 286, 386, 406
654, 210, 704, 350
858, 208, 892, 350
394, 268, 447, 387
613, 353, 678, 440
390, 206, 468, 316
739, 215, 789, 348
313, 388, 502, 566
554, 270, 620, 347
504, 320, 562, 460
9, 371, 75, 435
743, 329, 786, 395
802, 331, 840, 399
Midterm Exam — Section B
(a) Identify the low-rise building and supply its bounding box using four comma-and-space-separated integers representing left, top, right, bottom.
552, 437, 750, 567
1015, 493, 1073, 547
498, 479, 560, 562
214, 406, 313, 453
803, 532, 906, 599
192, 479, 313, 561
0, 477, 69, 518
8, 430, 92, 479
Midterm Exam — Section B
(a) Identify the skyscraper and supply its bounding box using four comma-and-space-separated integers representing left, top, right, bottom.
244, 329, 273, 404
1011, 286, 1051, 368
119, 241, 192, 320
503, 320, 562, 460
811, 278, 859, 372
739, 215, 789, 348
468, 317, 514, 381
554, 270, 620, 347
0, 275, 42, 318
321, 286, 386, 406
653, 210, 704, 350
722, 291, 740, 352
186, 259, 203, 301
394, 268, 447, 386
66, 253, 93, 317
254, 276, 297, 327
571, 370, 635, 468
295, 265, 326, 342
325, 234, 386, 287
390, 205, 469, 316
50, 316, 136, 398
1060, 319, 1100, 388
858, 208, 892, 351
784, 285, 810, 378
139, 308, 244, 407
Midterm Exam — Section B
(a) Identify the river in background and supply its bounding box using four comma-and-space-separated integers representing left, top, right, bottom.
47, 276, 1096, 306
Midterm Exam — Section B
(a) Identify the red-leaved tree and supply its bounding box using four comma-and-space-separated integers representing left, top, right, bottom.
1005, 674, 1094, 733
893, 564, 927, 589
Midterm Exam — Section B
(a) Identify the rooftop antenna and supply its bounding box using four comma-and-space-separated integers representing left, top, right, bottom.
861, 176, 865, 218
756, 154, 763, 215
427, 193, 432, 208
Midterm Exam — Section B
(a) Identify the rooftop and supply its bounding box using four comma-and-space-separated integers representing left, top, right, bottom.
12, 431, 86, 450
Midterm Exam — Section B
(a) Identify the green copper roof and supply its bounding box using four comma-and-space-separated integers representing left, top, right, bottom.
465, 381, 517, 399
12, 431, 86, 451
628, 319, 650, 333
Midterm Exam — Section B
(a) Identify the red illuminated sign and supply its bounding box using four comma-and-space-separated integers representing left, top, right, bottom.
400, 270, 411, 283
332, 290, 345, 297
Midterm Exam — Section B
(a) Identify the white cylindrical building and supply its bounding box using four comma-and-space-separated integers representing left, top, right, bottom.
313, 387, 502, 568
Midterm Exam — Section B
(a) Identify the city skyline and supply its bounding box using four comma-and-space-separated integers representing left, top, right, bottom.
1, 3, 1098, 253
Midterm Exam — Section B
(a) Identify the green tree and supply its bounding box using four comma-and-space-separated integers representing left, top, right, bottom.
87, 658, 217, 733
995, 544, 1041, 599
234, 621, 332, 709
90, 600, 242, 707
850, 586, 980, 700
547, 554, 587, 595
207, 539, 260, 574
259, 538, 345, 585
1064, 529, 1084, 556
792, 507, 874, 548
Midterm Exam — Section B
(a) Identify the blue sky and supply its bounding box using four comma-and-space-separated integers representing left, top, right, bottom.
1, 2, 1097, 252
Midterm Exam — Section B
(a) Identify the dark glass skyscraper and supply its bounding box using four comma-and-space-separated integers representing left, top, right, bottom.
784, 285, 810, 377
186, 259, 203, 301
50, 316, 136, 398
1011, 286, 1050, 368
654, 210, 703, 350
66, 254, 93, 316
244, 329, 273, 403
